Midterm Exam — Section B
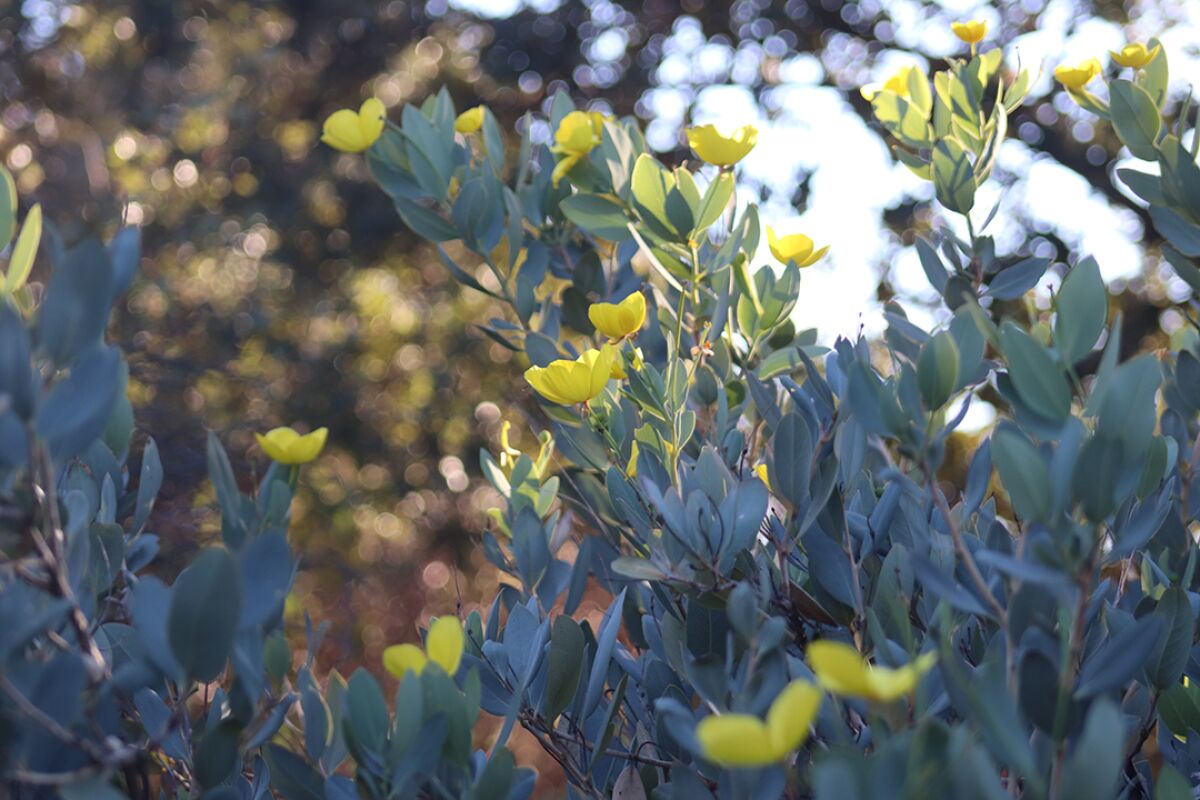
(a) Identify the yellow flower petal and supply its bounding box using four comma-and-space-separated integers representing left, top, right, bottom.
255, 426, 329, 465
951, 19, 987, 45
766, 680, 822, 757
768, 227, 828, 267
553, 111, 600, 157
808, 640, 936, 703
321, 99, 386, 153
357, 98, 386, 147
696, 714, 776, 767
588, 292, 647, 341
321, 109, 367, 152
754, 463, 770, 486
383, 644, 427, 678
551, 152, 583, 188
626, 440, 640, 478
1110, 43, 1161, 69
455, 105, 486, 134
426, 616, 464, 675
686, 124, 757, 167
1054, 58, 1103, 91
524, 347, 615, 405
808, 640, 878, 699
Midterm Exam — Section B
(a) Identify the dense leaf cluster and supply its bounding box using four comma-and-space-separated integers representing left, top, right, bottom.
3, 31, 1200, 800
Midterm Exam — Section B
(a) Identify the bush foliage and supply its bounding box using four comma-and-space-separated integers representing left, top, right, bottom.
3, 26, 1200, 800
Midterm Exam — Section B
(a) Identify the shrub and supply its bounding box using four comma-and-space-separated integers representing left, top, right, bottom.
3, 25, 1200, 800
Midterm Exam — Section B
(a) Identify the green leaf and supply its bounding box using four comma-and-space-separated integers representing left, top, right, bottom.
992, 424, 1051, 522
694, 171, 734, 233
1151, 206, 1200, 257
999, 322, 1072, 423
917, 331, 960, 409
167, 547, 241, 682
1138, 37, 1169, 109
1060, 700, 1124, 800
610, 557, 667, 581
871, 91, 933, 148
1149, 587, 1195, 690
987, 257, 1049, 300
770, 412, 813, 509
1074, 614, 1163, 698
1054, 257, 1107, 364
932, 137, 976, 214
264, 743, 324, 800
630, 153, 681, 240
393, 197, 460, 242
543, 616, 585, 722
559, 193, 632, 240
344, 669, 389, 756
36, 239, 115, 367
3, 203, 41, 295
194, 719, 241, 788
1109, 79, 1162, 161
0, 166, 15, 252
1156, 766, 1192, 800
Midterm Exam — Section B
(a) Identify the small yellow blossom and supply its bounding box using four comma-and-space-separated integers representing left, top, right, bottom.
1054, 58, 1103, 92
807, 640, 936, 703
321, 98, 386, 153
550, 110, 603, 187
382, 644, 427, 677
255, 427, 328, 465
767, 227, 829, 267
589, 292, 646, 341
524, 345, 616, 405
696, 680, 822, 767
860, 65, 919, 101
455, 105, 486, 134
1110, 43, 1161, 69
425, 616, 464, 675
754, 463, 770, 486
383, 617, 464, 679
685, 124, 757, 167
951, 19, 988, 46
626, 441, 640, 478
498, 421, 523, 471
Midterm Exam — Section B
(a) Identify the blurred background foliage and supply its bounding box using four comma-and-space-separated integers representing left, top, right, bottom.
1, 0, 1194, 772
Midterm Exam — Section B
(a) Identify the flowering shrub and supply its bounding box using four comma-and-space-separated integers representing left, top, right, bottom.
3, 21, 1200, 800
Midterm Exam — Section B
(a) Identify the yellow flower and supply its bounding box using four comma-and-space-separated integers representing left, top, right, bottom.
524, 345, 616, 405
860, 65, 918, 101
686, 124, 757, 167
383, 616, 464, 680
807, 640, 936, 703
588, 110, 614, 134
1110, 43, 1161, 69
588, 292, 646, 341
1054, 58, 1103, 92
550, 110, 603, 187
426, 616, 464, 674
696, 680, 822, 767
767, 227, 829, 267
382, 643, 427, 677
455, 105, 485, 134
626, 440, 640, 478
321, 98, 386, 153
951, 19, 987, 45
255, 426, 328, 465
498, 420, 523, 471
